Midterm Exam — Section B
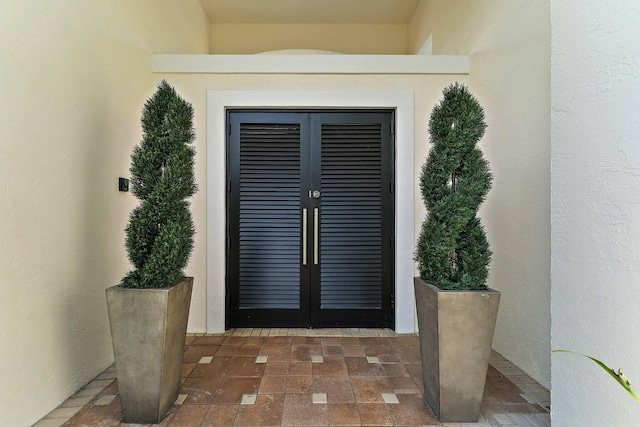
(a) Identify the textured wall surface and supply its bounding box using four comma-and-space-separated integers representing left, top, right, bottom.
551, 1, 640, 425
0, 2, 209, 426
410, 0, 552, 388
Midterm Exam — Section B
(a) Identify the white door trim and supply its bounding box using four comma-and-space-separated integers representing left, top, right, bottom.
206, 90, 415, 333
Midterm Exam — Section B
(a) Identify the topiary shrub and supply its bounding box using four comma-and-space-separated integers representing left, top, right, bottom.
415, 83, 492, 290
122, 80, 197, 289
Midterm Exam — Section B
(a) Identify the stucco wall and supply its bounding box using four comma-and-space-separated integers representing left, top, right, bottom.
0, 2, 209, 426
211, 23, 409, 54
409, 0, 552, 388
551, 1, 640, 425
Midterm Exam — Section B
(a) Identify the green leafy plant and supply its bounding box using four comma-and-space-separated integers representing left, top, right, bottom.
554, 350, 640, 404
122, 81, 197, 289
415, 83, 493, 290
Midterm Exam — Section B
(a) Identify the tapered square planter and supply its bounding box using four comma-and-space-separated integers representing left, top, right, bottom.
414, 277, 500, 423
106, 277, 193, 424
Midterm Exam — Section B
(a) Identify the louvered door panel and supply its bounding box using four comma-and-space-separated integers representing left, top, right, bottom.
227, 110, 394, 329
238, 123, 301, 309
320, 124, 383, 309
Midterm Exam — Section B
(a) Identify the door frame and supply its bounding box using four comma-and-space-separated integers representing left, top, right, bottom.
207, 90, 415, 333
226, 109, 395, 329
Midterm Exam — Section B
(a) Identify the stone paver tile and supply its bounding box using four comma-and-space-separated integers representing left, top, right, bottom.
357, 403, 394, 426
282, 393, 328, 426
227, 356, 266, 377
213, 377, 261, 404
59, 396, 93, 408
289, 361, 312, 375
181, 377, 224, 404
234, 394, 284, 426
200, 404, 239, 427
386, 394, 440, 426
43, 407, 82, 419
351, 377, 391, 403
329, 403, 361, 426
313, 376, 356, 403
286, 375, 313, 393
382, 393, 399, 404
259, 376, 287, 394
345, 357, 385, 377
313, 393, 328, 404
264, 361, 289, 376
312, 356, 348, 376
240, 394, 257, 405
323, 345, 344, 356
167, 404, 209, 426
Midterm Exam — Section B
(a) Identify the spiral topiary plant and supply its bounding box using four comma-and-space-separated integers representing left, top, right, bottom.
415, 83, 492, 290
122, 80, 197, 289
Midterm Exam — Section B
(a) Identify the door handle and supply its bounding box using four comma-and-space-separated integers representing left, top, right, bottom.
314, 208, 319, 265
302, 208, 308, 266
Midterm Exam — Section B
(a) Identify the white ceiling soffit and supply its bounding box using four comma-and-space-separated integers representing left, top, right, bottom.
199, 0, 421, 24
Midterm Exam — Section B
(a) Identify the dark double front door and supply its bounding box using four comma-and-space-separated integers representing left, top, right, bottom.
226, 110, 394, 329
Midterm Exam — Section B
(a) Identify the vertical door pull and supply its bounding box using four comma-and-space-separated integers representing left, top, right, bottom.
302, 209, 308, 265
314, 208, 319, 265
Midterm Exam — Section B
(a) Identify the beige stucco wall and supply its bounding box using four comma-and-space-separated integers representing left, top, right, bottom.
0, 2, 209, 426
1, 1, 554, 424
409, 0, 552, 388
211, 23, 409, 54
551, 1, 640, 425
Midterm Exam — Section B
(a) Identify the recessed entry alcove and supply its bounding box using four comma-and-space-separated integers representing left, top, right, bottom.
206, 90, 416, 334
154, 46, 469, 334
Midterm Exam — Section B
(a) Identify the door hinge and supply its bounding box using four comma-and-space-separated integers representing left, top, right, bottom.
390, 294, 395, 309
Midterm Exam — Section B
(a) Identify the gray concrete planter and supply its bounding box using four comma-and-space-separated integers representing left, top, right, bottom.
106, 277, 193, 424
414, 277, 500, 423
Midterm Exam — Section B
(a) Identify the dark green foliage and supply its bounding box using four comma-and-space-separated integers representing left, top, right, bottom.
122, 81, 197, 289
415, 83, 492, 290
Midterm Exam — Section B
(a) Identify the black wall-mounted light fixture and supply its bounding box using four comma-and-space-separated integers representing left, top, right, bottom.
119, 177, 129, 192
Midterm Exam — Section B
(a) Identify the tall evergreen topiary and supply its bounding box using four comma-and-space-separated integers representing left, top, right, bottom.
122, 81, 197, 289
416, 83, 492, 290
